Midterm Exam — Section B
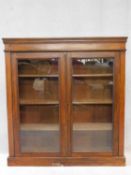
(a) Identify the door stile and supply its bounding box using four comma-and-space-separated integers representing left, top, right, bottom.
59, 53, 68, 156
113, 52, 121, 156
5, 52, 15, 157
118, 51, 125, 156
11, 53, 21, 156
66, 53, 73, 156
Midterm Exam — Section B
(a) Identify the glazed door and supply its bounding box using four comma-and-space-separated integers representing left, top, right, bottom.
12, 52, 67, 156
67, 52, 119, 156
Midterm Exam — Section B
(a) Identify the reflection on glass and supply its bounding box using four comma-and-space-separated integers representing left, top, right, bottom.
19, 77, 58, 103
18, 59, 60, 153
18, 59, 58, 75
72, 58, 114, 152
73, 58, 113, 74
73, 77, 113, 103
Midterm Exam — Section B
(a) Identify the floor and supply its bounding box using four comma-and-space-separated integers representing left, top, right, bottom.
0, 149, 131, 175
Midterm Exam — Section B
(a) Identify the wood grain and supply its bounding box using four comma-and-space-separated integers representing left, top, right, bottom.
5, 52, 15, 156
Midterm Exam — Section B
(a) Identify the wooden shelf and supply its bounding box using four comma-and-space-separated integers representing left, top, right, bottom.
72, 100, 113, 105
21, 123, 112, 131
19, 74, 59, 78
21, 124, 59, 131
20, 99, 59, 105
72, 74, 113, 78
18, 74, 113, 78
73, 123, 112, 131
20, 100, 112, 105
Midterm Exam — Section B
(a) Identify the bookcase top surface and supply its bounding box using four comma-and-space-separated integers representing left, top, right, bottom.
3, 37, 127, 44
3, 37, 127, 51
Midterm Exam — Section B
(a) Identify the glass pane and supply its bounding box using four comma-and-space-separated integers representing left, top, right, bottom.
72, 57, 114, 152
18, 59, 60, 153
19, 77, 58, 103
73, 77, 113, 103
20, 105, 59, 152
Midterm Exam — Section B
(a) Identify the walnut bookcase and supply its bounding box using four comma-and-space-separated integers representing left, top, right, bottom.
3, 37, 127, 166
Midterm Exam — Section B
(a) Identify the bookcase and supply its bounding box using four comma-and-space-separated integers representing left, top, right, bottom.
3, 37, 127, 166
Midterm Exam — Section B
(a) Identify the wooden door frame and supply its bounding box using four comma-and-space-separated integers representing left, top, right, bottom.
11, 52, 67, 157
66, 51, 120, 157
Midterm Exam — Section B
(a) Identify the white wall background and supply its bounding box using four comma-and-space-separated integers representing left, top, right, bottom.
0, 0, 131, 174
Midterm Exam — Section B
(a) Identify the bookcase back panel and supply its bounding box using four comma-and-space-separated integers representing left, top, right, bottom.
73, 105, 112, 122
20, 105, 59, 124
